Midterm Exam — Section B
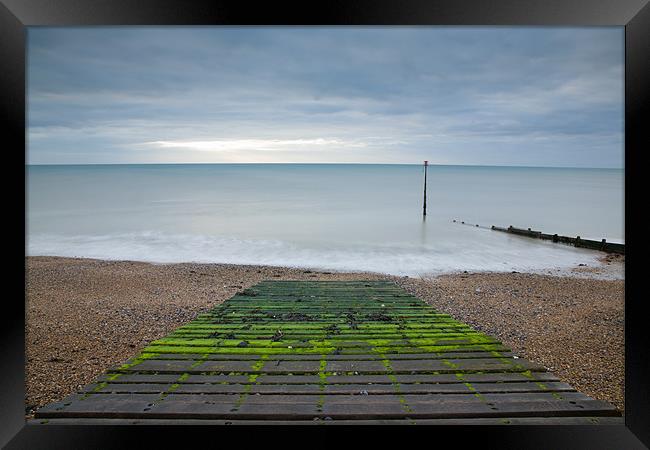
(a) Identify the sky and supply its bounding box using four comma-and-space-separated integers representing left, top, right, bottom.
27, 27, 624, 167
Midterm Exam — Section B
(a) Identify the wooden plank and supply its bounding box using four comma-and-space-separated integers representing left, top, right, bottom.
141, 351, 515, 361
30, 416, 625, 425
35, 394, 162, 418
112, 362, 541, 376
387, 358, 545, 372
325, 360, 388, 373
249, 360, 320, 373
141, 343, 511, 356
87, 380, 574, 396
97, 371, 561, 385
320, 400, 619, 419
44, 391, 615, 419
82, 383, 176, 393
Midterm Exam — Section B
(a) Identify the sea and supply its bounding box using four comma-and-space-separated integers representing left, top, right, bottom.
26, 164, 624, 277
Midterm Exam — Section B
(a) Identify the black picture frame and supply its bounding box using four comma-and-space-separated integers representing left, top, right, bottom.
2, 0, 648, 447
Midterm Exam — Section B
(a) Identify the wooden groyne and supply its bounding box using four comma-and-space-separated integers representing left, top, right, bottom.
452, 220, 624, 254
491, 225, 625, 254
31, 281, 620, 425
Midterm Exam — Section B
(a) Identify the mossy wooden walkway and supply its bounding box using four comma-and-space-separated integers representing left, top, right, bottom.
32, 281, 621, 425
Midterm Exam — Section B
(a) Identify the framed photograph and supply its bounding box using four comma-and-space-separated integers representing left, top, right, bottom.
3, 0, 648, 447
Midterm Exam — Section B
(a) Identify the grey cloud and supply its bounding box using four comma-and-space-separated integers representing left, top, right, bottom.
28, 27, 623, 167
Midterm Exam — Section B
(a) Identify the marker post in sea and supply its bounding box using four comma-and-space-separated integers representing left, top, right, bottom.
423, 160, 428, 217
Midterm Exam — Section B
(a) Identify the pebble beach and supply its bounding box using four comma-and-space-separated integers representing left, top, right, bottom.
25, 255, 625, 418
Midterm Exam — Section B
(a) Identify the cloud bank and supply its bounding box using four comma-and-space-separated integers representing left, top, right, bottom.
27, 27, 624, 167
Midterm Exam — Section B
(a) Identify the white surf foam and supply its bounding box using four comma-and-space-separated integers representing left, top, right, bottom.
27, 230, 613, 278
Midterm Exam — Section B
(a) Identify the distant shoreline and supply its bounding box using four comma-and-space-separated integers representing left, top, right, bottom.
25, 256, 624, 418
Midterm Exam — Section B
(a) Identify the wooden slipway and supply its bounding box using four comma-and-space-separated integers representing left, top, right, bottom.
31, 281, 621, 425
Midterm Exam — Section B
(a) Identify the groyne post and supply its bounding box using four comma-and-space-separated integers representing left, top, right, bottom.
423, 160, 428, 217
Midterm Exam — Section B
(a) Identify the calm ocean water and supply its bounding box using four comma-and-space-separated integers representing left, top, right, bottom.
26, 164, 624, 276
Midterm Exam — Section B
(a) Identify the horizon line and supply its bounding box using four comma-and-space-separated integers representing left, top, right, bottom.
25, 162, 624, 170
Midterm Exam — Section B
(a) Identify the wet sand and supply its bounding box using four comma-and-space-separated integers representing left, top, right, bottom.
25, 255, 624, 417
